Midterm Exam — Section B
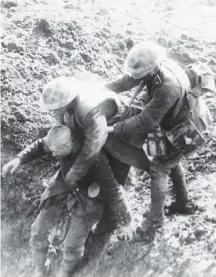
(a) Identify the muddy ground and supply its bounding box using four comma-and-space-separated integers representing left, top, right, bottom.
1, 0, 216, 276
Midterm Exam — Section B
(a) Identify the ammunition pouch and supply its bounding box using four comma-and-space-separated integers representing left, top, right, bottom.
147, 127, 168, 157
165, 117, 206, 157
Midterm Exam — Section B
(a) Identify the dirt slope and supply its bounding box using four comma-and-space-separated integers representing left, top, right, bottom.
1, 0, 216, 277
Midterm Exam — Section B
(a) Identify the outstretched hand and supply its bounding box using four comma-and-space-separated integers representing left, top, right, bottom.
107, 126, 114, 133
2, 158, 21, 178
120, 221, 136, 241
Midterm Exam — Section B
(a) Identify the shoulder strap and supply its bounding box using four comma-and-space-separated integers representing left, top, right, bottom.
171, 88, 186, 120
128, 71, 158, 106
128, 79, 146, 106
162, 61, 190, 120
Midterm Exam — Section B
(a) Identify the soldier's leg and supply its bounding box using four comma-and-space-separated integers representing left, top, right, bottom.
105, 133, 150, 171
138, 152, 193, 237
96, 151, 132, 227
106, 132, 190, 208
137, 158, 173, 237
30, 193, 68, 276
170, 162, 188, 203
57, 194, 103, 277
105, 150, 131, 185
148, 159, 170, 224
169, 162, 197, 214
119, 107, 191, 207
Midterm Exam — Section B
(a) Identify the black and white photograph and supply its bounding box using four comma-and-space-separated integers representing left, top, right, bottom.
1, 0, 216, 276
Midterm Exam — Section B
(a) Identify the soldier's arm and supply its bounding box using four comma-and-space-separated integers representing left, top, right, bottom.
65, 108, 108, 187
113, 86, 180, 147
105, 74, 141, 93
2, 138, 51, 177
17, 138, 51, 165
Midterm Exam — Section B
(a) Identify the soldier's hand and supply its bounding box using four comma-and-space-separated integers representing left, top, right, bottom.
107, 126, 114, 133
2, 158, 21, 177
120, 222, 136, 241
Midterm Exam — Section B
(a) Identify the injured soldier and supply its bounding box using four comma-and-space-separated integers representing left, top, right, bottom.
2, 125, 135, 277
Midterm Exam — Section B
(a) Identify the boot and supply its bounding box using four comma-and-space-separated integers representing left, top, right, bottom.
167, 199, 198, 215
168, 163, 197, 214
170, 163, 189, 202
136, 217, 163, 241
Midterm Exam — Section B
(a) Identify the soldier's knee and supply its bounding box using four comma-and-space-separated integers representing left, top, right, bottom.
171, 163, 185, 177
150, 159, 170, 176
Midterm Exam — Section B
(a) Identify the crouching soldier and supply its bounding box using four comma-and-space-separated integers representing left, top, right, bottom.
38, 76, 150, 190
105, 41, 215, 235
2, 125, 134, 277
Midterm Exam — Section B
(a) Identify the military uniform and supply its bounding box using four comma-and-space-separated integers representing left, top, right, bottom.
17, 84, 153, 276
105, 58, 195, 226
17, 137, 133, 277
18, 82, 155, 275
61, 81, 193, 218
60, 86, 150, 186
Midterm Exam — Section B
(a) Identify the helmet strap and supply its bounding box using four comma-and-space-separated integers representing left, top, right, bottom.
128, 64, 161, 106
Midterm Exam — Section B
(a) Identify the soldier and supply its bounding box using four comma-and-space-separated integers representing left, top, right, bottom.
2, 125, 135, 277
105, 41, 214, 235
39, 76, 152, 189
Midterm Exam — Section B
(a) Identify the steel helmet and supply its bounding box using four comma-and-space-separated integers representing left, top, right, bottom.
39, 76, 83, 111
124, 41, 167, 79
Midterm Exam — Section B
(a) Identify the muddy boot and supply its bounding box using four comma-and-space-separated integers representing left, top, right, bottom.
170, 163, 188, 202
136, 217, 163, 241
32, 248, 48, 277
167, 163, 197, 214
137, 160, 169, 239
167, 199, 198, 215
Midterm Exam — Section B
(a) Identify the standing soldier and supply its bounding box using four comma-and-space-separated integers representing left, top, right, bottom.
105, 41, 213, 235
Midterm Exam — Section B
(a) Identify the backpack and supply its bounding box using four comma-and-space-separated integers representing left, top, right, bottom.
147, 61, 215, 158
184, 62, 215, 132
164, 62, 215, 157
185, 62, 216, 95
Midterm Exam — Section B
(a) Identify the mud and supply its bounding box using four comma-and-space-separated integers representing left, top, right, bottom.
1, 0, 216, 277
